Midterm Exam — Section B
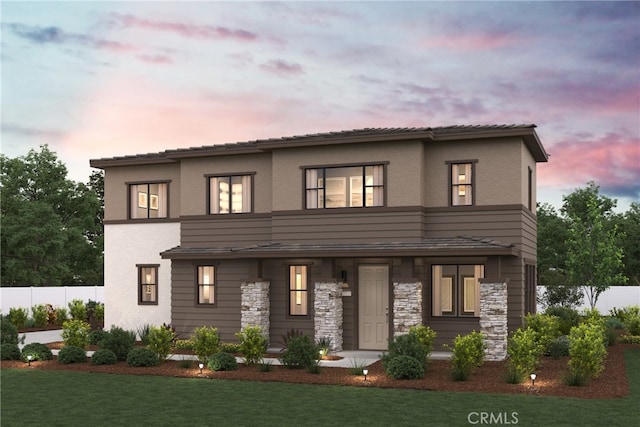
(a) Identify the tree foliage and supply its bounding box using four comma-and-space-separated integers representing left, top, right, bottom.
0, 145, 103, 286
562, 182, 627, 308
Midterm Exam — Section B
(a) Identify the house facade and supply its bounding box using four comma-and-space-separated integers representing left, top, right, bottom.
90, 125, 548, 359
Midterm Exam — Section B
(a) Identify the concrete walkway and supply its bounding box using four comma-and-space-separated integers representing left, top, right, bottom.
20, 330, 451, 367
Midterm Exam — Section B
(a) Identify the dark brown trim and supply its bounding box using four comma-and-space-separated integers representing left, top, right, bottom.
104, 218, 180, 225
447, 161, 477, 207
195, 264, 217, 307
179, 212, 272, 221
127, 181, 171, 220
287, 264, 311, 318
205, 173, 256, 215
300, 160, 390, 169
137, 264, 159, 306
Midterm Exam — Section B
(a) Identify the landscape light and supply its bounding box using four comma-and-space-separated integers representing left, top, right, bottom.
530, 373, 537, 386
363, 369, 368, 382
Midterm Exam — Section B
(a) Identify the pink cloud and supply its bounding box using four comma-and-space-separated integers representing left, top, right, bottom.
539, 132, 640, 198
107, 13, 257, 42
136, 53, 173, 64
260, 60, 304, 76
419, 32, 520, 51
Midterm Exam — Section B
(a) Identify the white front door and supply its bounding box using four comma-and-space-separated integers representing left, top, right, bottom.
358, 265, 389, 350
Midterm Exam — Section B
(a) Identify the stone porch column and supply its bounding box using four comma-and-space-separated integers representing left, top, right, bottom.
479, 279, 508, 361
314, 281, 343, 352
393, 281, 423, 335
240, 281, 270, 344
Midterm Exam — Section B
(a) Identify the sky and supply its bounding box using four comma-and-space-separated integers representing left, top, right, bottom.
1, 1, 639, 212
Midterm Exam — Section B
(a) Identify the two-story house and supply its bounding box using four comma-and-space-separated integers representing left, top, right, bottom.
90, 124, 548, 360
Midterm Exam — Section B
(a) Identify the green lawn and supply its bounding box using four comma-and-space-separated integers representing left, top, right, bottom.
2, 349, 638, 427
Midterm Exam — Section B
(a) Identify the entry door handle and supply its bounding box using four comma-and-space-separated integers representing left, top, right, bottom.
385, 307, 389, 323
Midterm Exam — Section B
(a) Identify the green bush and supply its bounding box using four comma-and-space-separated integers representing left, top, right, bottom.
127, 347, 159, 367
545, 306, 581, 335
31, 304, 48, 328
447, 331, 486, 381
563, 369, 588, 386
409, 325, 437, 355
316, 336, 332, 357
382, 333, 429, 369
279, 334, 317, 369
525, 313, 561, 353
610, 306, 640, 335
1, 343, 21, 360
280, 328, 304, 348
548, 335, 570, 359
88, 329, 108, 346
568, 322, 607, 382
506, 328, 544, 383
174, 339, 194, 351
259, 359, 274, 372
220, 342, 241, 354
68, 299, 87, 321
147, 325, 176, 362
605, 316, 626, 330
91, 349, 118, 365
207, 352, 238, 371
619, 334, 640, 345
99, 326, 136, 361
137, 324, 152, 346
503, 364, 525, 384
236, 326, 268, 366
384, 355, 425, 380
86, 300, 104, 327
54, 307, 69, 326
21, 343, 53, 362
1, 315, 23, 345
62, 319, 91, 349
191, 326, 220, 363
58, 345, 87, 364
9, 307, 28, 330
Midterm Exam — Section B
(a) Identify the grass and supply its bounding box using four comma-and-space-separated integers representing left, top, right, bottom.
1, 349, 638, 427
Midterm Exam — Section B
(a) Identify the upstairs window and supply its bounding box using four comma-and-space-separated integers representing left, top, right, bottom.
289, 265, 308, 316
209, 175, 252, 214
432, 264, 484, 317
138, 265, 158, 305
130, 183, 168, 219
305, 165, 384, 209
450, 162, 474, 206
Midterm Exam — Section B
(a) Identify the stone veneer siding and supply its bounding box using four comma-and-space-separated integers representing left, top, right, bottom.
240, 281, 270, 343
314, 282, 343, 352
393, 281, 423, 335
479, 280, 508, 361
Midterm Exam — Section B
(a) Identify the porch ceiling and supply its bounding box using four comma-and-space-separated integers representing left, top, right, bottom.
160, 236, 518, 260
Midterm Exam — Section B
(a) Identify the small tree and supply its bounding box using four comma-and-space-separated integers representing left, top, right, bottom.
563, 183, 627, 309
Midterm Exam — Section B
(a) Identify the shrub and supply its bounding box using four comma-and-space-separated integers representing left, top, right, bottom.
563, 369, 588, 387
280, 328, 304, 348
568, 322, 607, 382
58, 345, 87, 364
610, 305, 640, 335
86, 300, 104, 328
382, 333, 429, 369
606, 316, 626, 330
279, 334, 317, 369
9, 307, 28, 330
100, 326, 136, 361
31, 304, 48, 328
45, 304, 56, 326
220, 342, 241, 354
506, 328, 544, 383
137, 324, 152, 346
91, 349, 118, 365
525, 313, 561, 353
174, 339, 194, 351
307, 359, 322, 374
384, 355, 425, 380
503, 364, 525, 384
88, 329, 108, 346
21, 343, 53, 362
545, 306, 581, 335
548, 335, 570, 359
1, 315, 23, 346
316, 336, 332, 357
54, 307, 69, 326
178, 358, 194, 369
68, 299, 87, 321
191, 326, 220, 363
259, 359, 274, 372
62, 319, 91, 349
147, 325, 176, 362
447, 331, 486, 381
1, 343, 21, 360
127, 347, 159, 367
236, 326, 268, 366
409, 325, 437, 355
207, 352, 238, 371
349, 358, 367, 376
619, 334, 640, 345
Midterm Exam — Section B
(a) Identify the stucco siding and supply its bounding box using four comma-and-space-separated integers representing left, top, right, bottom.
104, 222, 180, 332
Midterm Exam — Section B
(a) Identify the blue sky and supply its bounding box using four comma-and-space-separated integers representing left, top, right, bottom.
1, 1, 638, 211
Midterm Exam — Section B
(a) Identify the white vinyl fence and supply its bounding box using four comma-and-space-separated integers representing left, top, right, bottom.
537, 286, 640, 314
1, 286, 104, 313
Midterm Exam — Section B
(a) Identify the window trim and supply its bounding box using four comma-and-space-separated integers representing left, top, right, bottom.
288, 265, 309, 316
137, 264, 159, 305
431, 264, 484, 317
446, 160, 477, 207
302, 163, 387, 209
127, 180, 170, 219
206, 173, 255, 215
196, 265, 216, 306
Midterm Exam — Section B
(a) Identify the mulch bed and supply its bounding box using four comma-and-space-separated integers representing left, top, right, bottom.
3, 344, 635, 399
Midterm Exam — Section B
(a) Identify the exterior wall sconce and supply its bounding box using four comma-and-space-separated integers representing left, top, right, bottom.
530, 373, 536, 386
